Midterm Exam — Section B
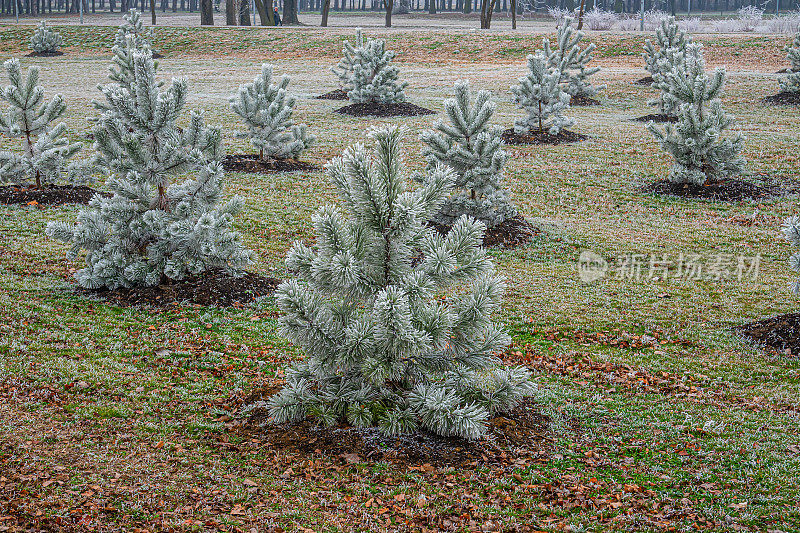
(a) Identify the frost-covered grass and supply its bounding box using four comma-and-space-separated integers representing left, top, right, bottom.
1, 27, 799, 532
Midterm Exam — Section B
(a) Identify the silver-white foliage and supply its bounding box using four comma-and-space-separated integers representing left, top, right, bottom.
421, 81, 516, 229
46, 45, 252, 289
543, 17, 604, 100
643, 16, 690, 116
116, 9, 154, 51
510, 53, 573, 135
267, 126, 534, 440
0, 59, 86, 188
648, 43, 746, 186
230, 64, 314, 160
331, 27, 365, 93
334, 29, 407, 104
780, 28, 800, 93
29, 21, 63, 54
782, 215, 800, 293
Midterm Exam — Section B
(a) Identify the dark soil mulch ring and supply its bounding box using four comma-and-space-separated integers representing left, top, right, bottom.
316, 88, 349, 100
569, 94, 601, 106
240, 393, 551, 467
735, 313, 800, 356
763, 91, 800, 106
633, 75, 654, 86
501, 128, 587, 146
429, 215, 538, 248
26, 50, 64, 57
0, 184, 100, 206
633, 113, 678, 123
151, 51, 164, 59
642, 177, 782, 202
222, 154, 318, 174
82, 269, 280, 308
335, 101, 436, 118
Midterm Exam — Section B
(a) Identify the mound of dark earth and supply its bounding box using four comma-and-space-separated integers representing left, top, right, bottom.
222, 154, 318, 174
335, 101, 435, 118
0, 184, 99, 206
501, 128, 587, 146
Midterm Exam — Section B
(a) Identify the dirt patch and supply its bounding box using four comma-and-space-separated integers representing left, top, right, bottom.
429, 215, 537, 248
633, 113, 677, 123
501, 128, 587, 146
82, 269, 280, 308
736, 313, 800, 356
0, 184, 100, 206
633, 75, 654, 86
569, 94, 601, 106
25, 50, 64, 57
763, 91, 800, 106
222, 154, 318, 174
335, 101, 436, 118
240, 392, 551, 468
643, 177, 782, 202
316, 88, 349, 100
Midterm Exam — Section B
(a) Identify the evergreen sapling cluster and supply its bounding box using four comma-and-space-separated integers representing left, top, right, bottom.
29, 21, 63, 55
643, 17, 690, 117
331, 28, 365, 94
267, 126, 534, 440
47, 43, 252, 289
510, 53, 573, 135
421, 81, 516, 229
543, 17, 604, 102
230, 64, 314, 161
333, 28, 407, 104
648, 43, 746, 186
779, 28, 800, 94
0, 59, 86, 188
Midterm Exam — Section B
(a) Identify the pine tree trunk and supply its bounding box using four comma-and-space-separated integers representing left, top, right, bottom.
200, 0, 213, 24
510, 0, 516, 28
385, 0, 392, 26
150, 0, 156, 24
226, 0, 236, 24
321, 0, 330, 24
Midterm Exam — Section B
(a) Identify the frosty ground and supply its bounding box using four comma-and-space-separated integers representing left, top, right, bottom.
1, 17, 799, 532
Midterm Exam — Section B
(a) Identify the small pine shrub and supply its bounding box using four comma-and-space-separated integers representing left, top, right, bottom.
29, 21, 63, 54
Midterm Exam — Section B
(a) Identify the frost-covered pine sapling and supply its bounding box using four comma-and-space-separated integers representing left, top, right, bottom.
0, 59, 85, 188
331, 27, 365, 93
543, 17, 605, 101
648, 44, 746, 186
510, 53, 573, 135
782, 215, 800, 293
345, 31, 407, 104
29, 21, 63, 55
230, 64, 314, 161
267, 126, 535, 440
779, 28, 800, 94
46, 47, 252, 289
421, 81, 516, 229
643, 16, 689, 116
116, 9, 154, 53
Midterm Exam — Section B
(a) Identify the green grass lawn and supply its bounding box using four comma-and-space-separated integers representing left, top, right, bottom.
1, 26, 799, 532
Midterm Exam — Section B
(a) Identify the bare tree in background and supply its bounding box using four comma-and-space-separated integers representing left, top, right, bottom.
226, 0, 236, 25
385, 0, 393, 27
480, 0, 497, 28
284, 0, 299, 23
321, 0, 331, 26
200, 0, 213, 24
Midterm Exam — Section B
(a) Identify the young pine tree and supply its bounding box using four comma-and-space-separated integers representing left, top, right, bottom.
510, 53, 573, 135
648, 43, 745, 186
116, 9, 154, 52
0, 59, 86, 188
29, 21, 63, 54
783, 215, 800, 293
268, 126, 535, 440
335, 29, 407, 104
46, 46, 252, 289
643, 17, 690, 116
543, 17, 604, 101
779, 28, 800, 94
331, 27, 366, 94
230, 64, 314, 161
421, 81, 516, 229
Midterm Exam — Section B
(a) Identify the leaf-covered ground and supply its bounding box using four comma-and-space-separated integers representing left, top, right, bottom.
1, 19, 799, 532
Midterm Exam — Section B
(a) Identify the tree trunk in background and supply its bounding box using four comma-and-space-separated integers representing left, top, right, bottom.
321, 0, 331, 24
254, 0, 271, 24
226, 0, 235, 23
284, 0, 299, 22
150, 0, 156, 23
428, 0, 435, 13
200, 0, 213, 24
479, 0, 495, 27
510, 0, 515, 28
239, 0, 251, 24
384, 0, 391, 25
576, 0, 585, 28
